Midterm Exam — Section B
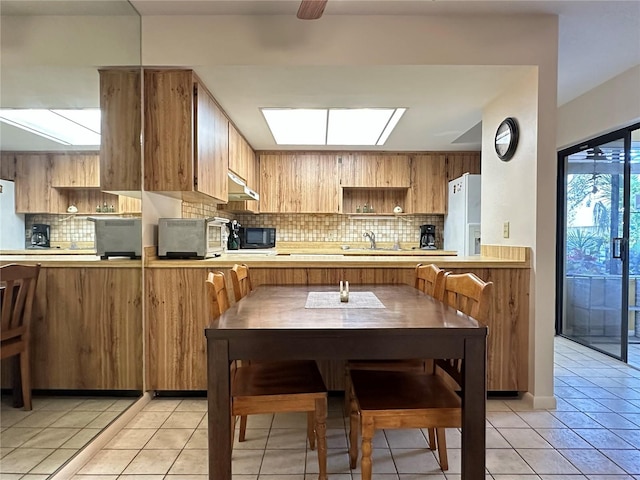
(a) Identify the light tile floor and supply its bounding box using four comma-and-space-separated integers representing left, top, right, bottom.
4, 336, 640, 479
0, 396, 136, 479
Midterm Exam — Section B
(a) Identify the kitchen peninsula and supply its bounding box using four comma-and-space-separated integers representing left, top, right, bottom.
144, 243, 529, 394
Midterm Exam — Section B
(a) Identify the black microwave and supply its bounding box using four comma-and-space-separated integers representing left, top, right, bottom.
239, 227, 276, 249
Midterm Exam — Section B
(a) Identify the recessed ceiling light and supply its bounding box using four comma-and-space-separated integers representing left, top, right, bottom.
261, 107, 406, 146
0, 108, 101, 145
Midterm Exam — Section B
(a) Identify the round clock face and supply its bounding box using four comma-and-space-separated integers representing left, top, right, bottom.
494, 117, 519, 161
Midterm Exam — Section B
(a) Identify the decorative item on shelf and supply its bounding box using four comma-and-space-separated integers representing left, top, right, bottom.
103, 201, 108, 212
67, 204, 78, 213
393, 205, 403, 214
109, 204, 115, 213
363, 203, 369, 213
96, 204, 101, 213
369, 205, 375, 213
339, 280, 349, 303
356, 205, 361, 213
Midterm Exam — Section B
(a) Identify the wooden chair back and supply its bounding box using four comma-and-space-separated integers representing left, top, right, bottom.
414, 263, 446, 301
437, 272, 493, 385
230, 263, 253, 302
206, 271, 230, 318
1, 263, 41, 358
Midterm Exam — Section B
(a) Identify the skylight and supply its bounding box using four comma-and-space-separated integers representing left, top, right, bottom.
0, 108, 101, 146
261, 108, 406, 146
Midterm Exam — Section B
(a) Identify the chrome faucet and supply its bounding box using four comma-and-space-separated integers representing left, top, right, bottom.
363, 231, 376, 250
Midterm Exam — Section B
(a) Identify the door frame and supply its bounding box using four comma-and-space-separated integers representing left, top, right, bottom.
556, 122, 640, 361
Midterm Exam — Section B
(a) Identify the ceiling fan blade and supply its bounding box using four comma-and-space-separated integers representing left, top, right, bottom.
297, 0, 328, 20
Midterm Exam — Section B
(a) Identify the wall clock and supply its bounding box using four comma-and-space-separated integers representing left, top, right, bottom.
494, 117, 519, 161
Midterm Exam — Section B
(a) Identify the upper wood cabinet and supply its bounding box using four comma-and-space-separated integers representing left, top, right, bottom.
99, 69, 142, 192
259, 153, 339, 213
144, 69, 228, 202
13, 154, 61, 213
340, 153, 411, 188
409, 154, 447, 214
445, 151, 481, 181
225, 123, 259, 213
51, 154, 100, 188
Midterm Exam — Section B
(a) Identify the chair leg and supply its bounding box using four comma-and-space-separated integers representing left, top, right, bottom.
344, 367, 352, 416
348, 388, 359, 469
230, 415, 236, 448
427, 427, 436, 450
239, 415, 248, 442
307, 411, 316, 450
315, 397, 328, 480
19, 350, 32, 411
360, 415, 374, 480
435, 428, 449, 471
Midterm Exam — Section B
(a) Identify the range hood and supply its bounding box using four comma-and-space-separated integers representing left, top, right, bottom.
228, 171, 259, 201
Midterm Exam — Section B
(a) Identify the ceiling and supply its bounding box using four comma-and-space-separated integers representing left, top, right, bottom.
1, 0, 639, 152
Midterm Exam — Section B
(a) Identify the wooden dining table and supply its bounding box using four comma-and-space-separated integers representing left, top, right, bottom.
205, 284, 488, 480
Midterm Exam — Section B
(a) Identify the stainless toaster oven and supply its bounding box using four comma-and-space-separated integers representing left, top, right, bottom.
90, 217, 142, 260
158, 217, 229, 259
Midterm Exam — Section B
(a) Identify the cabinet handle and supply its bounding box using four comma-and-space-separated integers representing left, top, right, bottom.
613, 237, 623, 259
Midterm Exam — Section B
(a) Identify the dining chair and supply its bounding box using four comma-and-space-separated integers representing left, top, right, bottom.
348, 272, 492, 477
343, 264, 447, 414
1, 263, 41, 410
230, 263, 252, 302
205, 271, 328, 479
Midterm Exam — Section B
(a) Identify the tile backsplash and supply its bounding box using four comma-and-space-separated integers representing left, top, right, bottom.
235, 213, 444, 248
28, 206, 444, 249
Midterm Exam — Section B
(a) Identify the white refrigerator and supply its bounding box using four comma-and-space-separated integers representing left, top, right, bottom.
0, 179, 26, 250
444, 173, 481, 256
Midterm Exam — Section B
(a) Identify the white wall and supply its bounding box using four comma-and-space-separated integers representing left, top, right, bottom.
558, 65, 640, 148
482, 68, 558, 408
142, 14, 559, 404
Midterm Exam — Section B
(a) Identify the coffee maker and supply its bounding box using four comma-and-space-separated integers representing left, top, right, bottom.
419, 224, 437, 250
31, 224, 50, 248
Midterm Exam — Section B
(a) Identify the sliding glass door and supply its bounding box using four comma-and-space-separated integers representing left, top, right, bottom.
557, 123, 640, 365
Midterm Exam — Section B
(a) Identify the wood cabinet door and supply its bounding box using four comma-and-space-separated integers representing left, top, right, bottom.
228, 122, 246, 180
409, 154, 447, 214
195, 82, 228, 201
445, 152, 481, 181
50, 154, 100, 188
144, 69, 194, 192
340, 153, 411, 188
260, 153, 339, 213
14, 154, 60, 213
0, 153, 17, 180
99, 69, 142, 191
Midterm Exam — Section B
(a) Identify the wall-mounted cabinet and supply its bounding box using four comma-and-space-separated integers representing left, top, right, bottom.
144, 69, 228, 203
446, 151, 481, 181
99, 68, 142, 192
340, 153, 411, 188
409, 153, 447, 214
224, 123, 259, 213
259, 153, 339, 213
3, 152, 141, 215
51, 154, 100, 188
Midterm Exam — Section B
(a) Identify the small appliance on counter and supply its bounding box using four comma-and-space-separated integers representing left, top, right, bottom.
239, 227, 276, 249
158, 217, 229, 259
30, 224, 51, 248
419, 224, 437, 250
90, 217, 142, 260
227, 220, 241, 250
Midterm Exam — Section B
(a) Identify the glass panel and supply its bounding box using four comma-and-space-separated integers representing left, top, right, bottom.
628, 127, 640, 367
563, 138, 626, 359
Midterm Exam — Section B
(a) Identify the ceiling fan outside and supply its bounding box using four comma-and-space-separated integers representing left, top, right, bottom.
297, 0, 328, 20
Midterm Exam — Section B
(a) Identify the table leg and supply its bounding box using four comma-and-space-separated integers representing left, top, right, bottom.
208, 338, 231, 480
462, 336, 486, 479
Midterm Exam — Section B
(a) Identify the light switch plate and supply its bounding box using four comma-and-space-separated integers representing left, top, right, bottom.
503, 222, 510, 238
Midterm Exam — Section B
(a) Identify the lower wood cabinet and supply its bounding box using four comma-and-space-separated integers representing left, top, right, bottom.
1, 266, 143, 391
144, 264, 528, 393
145, 268, 215, 391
